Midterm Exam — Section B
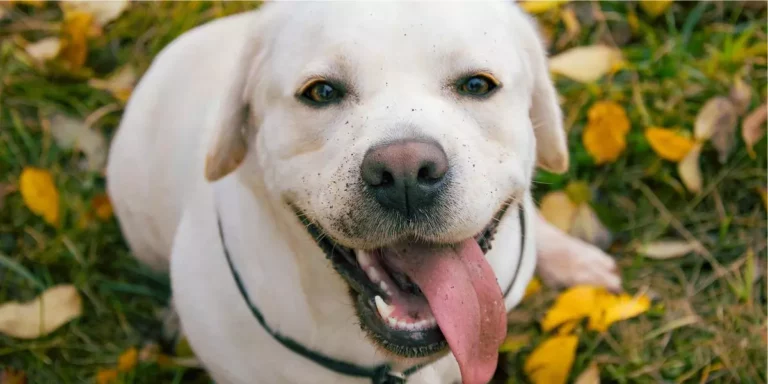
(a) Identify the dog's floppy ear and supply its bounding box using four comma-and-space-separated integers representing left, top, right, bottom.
204, 19, 269, 182
519, 13, 569, 174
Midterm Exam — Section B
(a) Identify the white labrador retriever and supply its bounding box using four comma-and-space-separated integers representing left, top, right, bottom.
106, 2, 620, 383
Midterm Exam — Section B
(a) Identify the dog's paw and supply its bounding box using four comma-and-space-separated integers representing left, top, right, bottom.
536, 239, 622, 293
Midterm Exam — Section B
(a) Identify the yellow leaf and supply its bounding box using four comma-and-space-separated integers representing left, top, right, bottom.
0, 285, 82, 339
499, 333, 531, 353
582, 101, 630, 164
524, 335, 578, 384
742, 103, 767, 159
549, 45, 623, 83
639, 0, 673, 18
117, 347, 138, 372
574, 363, 601, 384
588, 292, 650, 332
556, 320, 579, 335
645, 127, 695, 162
518, 0, 570, 14
539, 191, 577, 233
19, 167, 60, 226
95, 368, 118, 384
92, 193, 113, 221
58, 11, 93, 71
523, 277, 542, 301
677, 142, 703, 193
541, 285, 599, 332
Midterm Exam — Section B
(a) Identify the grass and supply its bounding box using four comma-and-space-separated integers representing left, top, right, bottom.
0, 1, 766, 383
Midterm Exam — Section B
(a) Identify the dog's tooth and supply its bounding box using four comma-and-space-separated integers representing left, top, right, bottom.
427, 318, 437, 327
374, 295, 395, 319
356, 250, 371, 268
406, 322, 416, 331
397, 320, 408, 330
367, 267, 380, 282
379, 281, 389, 293
388, 317, 397, 327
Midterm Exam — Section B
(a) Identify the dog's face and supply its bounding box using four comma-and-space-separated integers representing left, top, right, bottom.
204, 2, 568, 381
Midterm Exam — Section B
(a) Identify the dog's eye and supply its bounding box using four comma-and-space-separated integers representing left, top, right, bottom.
300, 81, 343, 105
457, 74, 499, 97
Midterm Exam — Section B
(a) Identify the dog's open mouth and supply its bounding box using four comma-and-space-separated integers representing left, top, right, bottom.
294, 202, 512, 383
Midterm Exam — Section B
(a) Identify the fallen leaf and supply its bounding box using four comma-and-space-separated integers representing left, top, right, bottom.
60, 0, 129, 26
588, 292, 650, 332
524, 334, 578, 384
742, 103, 767, 158
555, 6, 581, 49
0, 285, 82, 339
677, 142, 703, 193
694, 97, 738, 163
729, 78, 752, 115
574, 363, 600, 384
1, 368, 27, 384
637, 239, 700, 260
639, 0, 673, 18
118, 347, 138, 372
518, 0, 570, 14
49, 113, 107, 172
569, 204, 613, 250
582, 101, 630, 164
541, 285, 599, 332
24, 37, 62, 62
645, 127, 695, 162
523, 277, 542, 300
95, 369, 117, 384
499, 333, 531, 353
564, 181, 592, 205
19, 167, 59, 226
549, 45, 624, 83
88, 65, 136, 102
539, 191, 577, 233
91, 193, 113, 221
58, 11, 94, 71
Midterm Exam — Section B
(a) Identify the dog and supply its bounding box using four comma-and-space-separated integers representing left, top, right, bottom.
106, 2, 620, 383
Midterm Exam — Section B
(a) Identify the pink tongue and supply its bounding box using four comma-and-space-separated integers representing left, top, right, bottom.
384, 239, 506, 384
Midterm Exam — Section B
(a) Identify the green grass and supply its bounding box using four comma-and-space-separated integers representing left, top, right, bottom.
0, 1, 766, 383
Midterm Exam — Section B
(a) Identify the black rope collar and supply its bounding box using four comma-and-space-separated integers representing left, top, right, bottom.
216, 205, 527, 384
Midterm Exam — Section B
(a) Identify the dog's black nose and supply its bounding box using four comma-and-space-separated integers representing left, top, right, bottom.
361, 139, 449, 216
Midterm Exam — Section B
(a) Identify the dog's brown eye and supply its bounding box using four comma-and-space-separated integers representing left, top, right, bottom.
300, 81, 343, 105
458, 74, 499, 97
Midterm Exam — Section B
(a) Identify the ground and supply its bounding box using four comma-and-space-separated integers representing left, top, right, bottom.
0, 1, 765, 384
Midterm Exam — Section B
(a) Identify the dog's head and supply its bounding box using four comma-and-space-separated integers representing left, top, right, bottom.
204, 2, 566, 382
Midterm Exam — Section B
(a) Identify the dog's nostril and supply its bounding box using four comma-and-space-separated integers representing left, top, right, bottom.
417, 163, 440, 183
380, 171, 394, 186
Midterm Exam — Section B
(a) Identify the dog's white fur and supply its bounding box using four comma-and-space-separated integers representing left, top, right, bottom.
107, 2, 620, 383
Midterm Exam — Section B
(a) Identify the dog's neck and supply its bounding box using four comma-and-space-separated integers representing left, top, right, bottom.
214, 171, 395, 368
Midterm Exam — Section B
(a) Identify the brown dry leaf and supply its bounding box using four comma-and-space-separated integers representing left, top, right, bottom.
518, 0, 570, 14
19, 167, 59, 226
0, 285, 82, 339
582, 101, 630, 165
694, 97, 738, 163
539, 191, 578, 233
638, 239, 700, 260
118, 347, 138, 372
677, 142, 703, 193
549, 45, 624, 83
25, 37, 62, 62
639, 0, 673, 18
742, 103, 767, 158
88, 65, 137, 102
91, 193, 113, 221
588, 291, 650, 332
95, 369, 118, 384
574, 363, 600, 384
645, 127, 695, 162
523, 334, 578, 384
729, 78, 752, 115
60, 0, 129, 26
58, 11, 94, 72
541, 285, 599, 332
569, 203, 613, 251
49, 113, 107, 172
498, 333, 531, 354
1, 368, 27, 384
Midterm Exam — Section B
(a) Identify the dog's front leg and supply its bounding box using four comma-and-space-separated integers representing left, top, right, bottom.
534, 211, 622, 292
